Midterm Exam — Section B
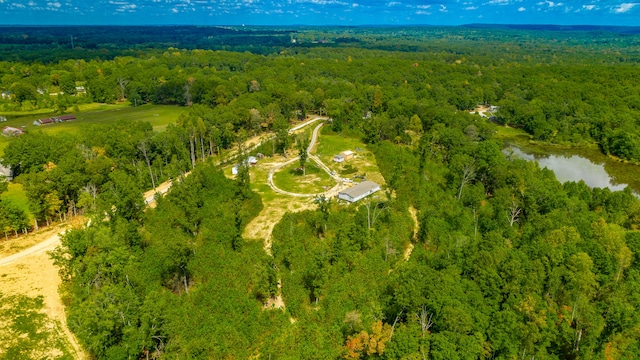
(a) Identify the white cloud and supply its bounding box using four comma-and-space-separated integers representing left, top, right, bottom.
518, 6, 525, 11
582, 4, 596, 10
416, 4, 430, 8
613, 2, 637, 13
487, 0, 509, 5
465, 6, 478, 10
439, 4, 447, 12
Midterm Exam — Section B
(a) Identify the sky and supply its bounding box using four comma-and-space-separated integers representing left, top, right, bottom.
0, 0, 639, 26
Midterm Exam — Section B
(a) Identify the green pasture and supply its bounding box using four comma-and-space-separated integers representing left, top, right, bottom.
1, 183, 32, 221
272, 162, 335, 195
0, 103, 186, 155
314, 129, 385, 184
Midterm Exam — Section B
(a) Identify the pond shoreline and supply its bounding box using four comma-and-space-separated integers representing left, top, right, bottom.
495, 126, 640, 195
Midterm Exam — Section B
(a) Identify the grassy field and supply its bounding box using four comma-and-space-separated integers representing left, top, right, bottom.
1, 183, 32, 222
0, 103, 186, 155
314, 129, 386, 186
0, 103, 186, 218
272, 162, 335, 195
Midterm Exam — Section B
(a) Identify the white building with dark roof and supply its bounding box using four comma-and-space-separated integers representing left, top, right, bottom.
338, 181, 381, 203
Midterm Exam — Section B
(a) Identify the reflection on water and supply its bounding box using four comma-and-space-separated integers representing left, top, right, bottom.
504, 146, 630, 192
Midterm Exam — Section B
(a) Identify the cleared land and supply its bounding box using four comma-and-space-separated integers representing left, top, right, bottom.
0, 222, 85, 359
314, 129, 386, 186
0, 103, 185, 155
271, 162, 335, 194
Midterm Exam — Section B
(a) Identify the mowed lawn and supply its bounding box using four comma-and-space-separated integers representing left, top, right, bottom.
272, 161, 335, 195
313, 128, 386, 185
0, 103, 186, 155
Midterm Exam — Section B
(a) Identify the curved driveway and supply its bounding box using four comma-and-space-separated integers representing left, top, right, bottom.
267, 123, 345, 198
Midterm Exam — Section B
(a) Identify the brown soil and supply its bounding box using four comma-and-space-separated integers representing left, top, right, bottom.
0, 223, 86, 359
243, 194, 317, 254
404, 206, 420, 261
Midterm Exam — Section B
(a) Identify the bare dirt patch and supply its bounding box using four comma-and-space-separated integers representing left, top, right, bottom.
0, 227, 85, 359
404, 206, 420, 261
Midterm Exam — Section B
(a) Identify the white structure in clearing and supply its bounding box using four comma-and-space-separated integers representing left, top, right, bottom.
338, 181, 381, 203
232, 156, 258, 175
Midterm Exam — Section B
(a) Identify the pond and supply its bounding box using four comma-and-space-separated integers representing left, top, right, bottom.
502, 143, 640, 196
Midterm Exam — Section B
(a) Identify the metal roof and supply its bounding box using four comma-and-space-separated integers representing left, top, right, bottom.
339, 181, 380, 199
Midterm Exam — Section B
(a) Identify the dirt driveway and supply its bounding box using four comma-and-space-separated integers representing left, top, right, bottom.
0, 227, 85, 358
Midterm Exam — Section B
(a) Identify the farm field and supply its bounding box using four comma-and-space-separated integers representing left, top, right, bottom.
0, 103, 185, 155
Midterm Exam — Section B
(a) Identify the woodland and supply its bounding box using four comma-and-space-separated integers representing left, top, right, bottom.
1, 25, 640, 359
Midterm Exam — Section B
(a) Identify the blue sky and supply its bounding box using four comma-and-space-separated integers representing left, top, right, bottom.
0, 0, 638, 26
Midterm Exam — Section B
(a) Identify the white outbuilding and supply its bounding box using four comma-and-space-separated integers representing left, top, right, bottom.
338, 181, 381, 203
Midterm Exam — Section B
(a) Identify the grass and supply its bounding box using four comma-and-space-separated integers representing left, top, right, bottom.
0, 183, 31, 221
314, 128, 386, 186
272, 162, 335, 195
0, 293, 75, 359
0, 103, 186, 219
0, 103, 186, 155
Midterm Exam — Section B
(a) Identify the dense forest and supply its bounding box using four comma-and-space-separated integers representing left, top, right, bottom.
2, 25, 640, 358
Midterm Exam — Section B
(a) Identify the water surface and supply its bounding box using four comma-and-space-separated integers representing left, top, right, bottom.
504, 145, 640, 195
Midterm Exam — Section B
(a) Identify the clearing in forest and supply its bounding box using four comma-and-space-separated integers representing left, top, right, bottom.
0, 103, 184, 155
0, 223, 86, 359
314, 129, 386, 186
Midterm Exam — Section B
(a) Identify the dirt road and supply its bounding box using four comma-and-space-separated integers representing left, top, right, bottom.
0, 115, 329, 357
0, 229, 85, 358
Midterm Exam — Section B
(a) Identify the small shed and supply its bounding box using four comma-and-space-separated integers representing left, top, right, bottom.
0, 164, 13, 181
341, 150, 355, 160
338, 181, 381, 203
333, 154, 345, 163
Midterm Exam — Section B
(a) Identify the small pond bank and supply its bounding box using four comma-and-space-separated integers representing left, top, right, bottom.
495, 126, 640, 195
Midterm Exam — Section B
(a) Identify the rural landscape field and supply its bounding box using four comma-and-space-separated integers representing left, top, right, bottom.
1, 13, 640, 360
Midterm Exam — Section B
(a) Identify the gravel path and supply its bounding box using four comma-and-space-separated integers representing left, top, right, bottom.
266, 123, 347, 198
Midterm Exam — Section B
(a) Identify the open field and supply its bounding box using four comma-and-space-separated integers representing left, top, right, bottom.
0, 103, 186, 155
0, 182, 31, 222
314, 129, 386, 186
272, 162, 335, 195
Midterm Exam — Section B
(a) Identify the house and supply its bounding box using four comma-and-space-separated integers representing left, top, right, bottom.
2, 126, 24, 136
75, 86, 86, 95
232, 165, 240, 175
338, 181, 381, 203
333, 154, 345, 163
248, 156, 258, 165
0, 164, 13, 181
1, 91, 12, 100
341, 150, 355, 160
